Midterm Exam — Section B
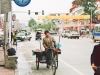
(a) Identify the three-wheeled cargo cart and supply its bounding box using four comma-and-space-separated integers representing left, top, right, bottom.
32, 49, 61, 75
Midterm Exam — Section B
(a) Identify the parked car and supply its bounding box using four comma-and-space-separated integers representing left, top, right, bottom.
68, 31, 80, 39
61, 31, 65, 37
35, 31, 42, 40
49, 31, 57, 35
64, 30, 70, 38
16, 32, 32, 41
61, 30, 70, 38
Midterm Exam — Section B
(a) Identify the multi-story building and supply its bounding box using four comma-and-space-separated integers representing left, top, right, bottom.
69, 0, 100, 30
12, 20, 24, 31
48, 13, 70, 30
96, 1, 100, 21
49, 13, 69, 24
12, 14, 26, 31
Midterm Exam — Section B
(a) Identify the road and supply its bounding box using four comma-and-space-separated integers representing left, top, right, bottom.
15, 32, 99, 75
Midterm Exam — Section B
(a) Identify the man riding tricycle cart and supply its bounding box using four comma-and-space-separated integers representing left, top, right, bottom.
32, 30, 61, 75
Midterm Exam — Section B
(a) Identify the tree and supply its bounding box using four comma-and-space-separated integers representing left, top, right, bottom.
81, 0, 97, 19
72, 0, 83, 5
72, 0, 96, 5
32, 22, 56, 31
72, 0, 98, 20
28, 18, 37, 27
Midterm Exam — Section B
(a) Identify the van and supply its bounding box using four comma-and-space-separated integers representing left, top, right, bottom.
92, 24, 100, 42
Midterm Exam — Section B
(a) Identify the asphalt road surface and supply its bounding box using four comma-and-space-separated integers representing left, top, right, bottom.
16, 32, 99, 75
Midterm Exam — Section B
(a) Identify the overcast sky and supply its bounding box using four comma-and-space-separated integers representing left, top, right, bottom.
12, 0, 73, 25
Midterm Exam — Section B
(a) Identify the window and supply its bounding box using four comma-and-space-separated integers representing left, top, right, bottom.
65, 31, 70, 33
17, 33, 25, 36
94, 27, 100, 32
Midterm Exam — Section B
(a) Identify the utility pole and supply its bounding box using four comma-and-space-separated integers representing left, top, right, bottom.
43, 20, 45, 29
51, 20, 52, 31
90, 9, 92, 31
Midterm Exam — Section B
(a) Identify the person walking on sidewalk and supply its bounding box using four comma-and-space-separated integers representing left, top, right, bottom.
43, 30, 57, 68
91, 43, 100, 75
86, 28, 90, 38
13, 31, 17, 45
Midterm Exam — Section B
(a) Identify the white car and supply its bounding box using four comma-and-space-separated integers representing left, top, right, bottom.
61, 30, 70, 38
16, 32, 32, 41
61, 32, 65, 37
64, 30, 70, 37
68, 31, 80, 39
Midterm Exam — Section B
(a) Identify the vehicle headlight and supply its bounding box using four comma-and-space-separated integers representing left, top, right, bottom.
21, 36, 25, 38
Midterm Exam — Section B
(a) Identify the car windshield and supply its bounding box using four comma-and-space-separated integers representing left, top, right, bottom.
94, 26, 100, 32
71, 31, 78, 33
81, 29, 85, 30
65, 31, 70, 33
81, 28, 86, 30
17, 33, 25, 36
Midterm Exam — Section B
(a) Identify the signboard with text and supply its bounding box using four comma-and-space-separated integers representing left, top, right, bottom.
38, 15, 90, 20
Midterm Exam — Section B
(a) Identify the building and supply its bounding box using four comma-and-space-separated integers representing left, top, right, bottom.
12, 20, 24, 31
12, 14, 26, 31
96, 1, 100, 21
68, 0, 100, 30
0, 15, 4, 29
49, 13, 69, 24
48, 13, 70, 30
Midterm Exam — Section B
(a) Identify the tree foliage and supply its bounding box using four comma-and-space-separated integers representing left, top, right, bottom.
32, 22, 56, 31
72, 0, 98, 19
72, 0, 83, 5
28, 18, 37, 27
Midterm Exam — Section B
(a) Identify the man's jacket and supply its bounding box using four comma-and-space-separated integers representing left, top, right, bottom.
43, 36, 56, 52
91, 44, 100, 66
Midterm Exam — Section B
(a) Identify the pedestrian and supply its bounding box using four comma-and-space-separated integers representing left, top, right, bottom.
43, 30, 57, 68
86, 28, 90, 38
13, 31, 17, 45
91, 43, 100, 75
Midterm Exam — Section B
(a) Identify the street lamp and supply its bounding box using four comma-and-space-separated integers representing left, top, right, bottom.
89, 7, 94, 31
50, 20, 52, 31
88, 2, 95, 31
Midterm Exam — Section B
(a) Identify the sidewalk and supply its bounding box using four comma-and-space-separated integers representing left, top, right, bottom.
0, 67, 14, 75
0, 47, 15, 75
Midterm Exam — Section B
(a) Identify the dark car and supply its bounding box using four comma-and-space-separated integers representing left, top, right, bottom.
35, 31, 42, 40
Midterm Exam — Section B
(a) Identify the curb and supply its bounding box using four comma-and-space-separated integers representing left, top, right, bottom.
15, 65, 18, 75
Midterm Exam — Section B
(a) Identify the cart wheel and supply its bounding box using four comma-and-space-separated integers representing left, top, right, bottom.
51, 58, 56, 75
36, 57, 39, 70
55, 54, 58, 69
